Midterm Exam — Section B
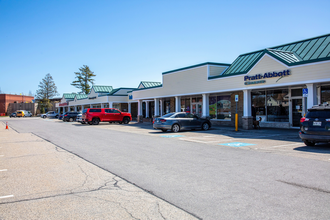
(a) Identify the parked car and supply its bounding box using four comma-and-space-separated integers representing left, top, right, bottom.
24, 111, 32, 117
63, 112, 80, 122
299, 104, 330, 146
16, 110, 25, 117
10, 112, 17, 118
82, 108, 132, 125
58, 112, 67, 120
76, 113, 82, 122
153, 112, 211, 132
41, 111, 59, 119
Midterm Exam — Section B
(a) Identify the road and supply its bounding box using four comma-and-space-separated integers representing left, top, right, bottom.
3, 117, 330, 219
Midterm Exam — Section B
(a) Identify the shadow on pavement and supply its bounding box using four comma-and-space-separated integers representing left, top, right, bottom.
294, 143, 330, 154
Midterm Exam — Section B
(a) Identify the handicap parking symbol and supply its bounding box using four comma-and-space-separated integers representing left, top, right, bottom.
161, 135, 185, 138
219, 142, 255, 147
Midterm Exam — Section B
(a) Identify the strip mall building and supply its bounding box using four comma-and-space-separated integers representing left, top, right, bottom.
56, 34, 330, 129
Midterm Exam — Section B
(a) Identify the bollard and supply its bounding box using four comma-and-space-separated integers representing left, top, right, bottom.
6, 122, 8, 130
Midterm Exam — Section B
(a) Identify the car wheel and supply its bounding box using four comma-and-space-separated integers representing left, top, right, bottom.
43, 115, 46, 119
69, 118, 73, 122
123, 117, 130, 124
92, 118, 99, 125
202, 122, 210, 130
171, 124, 180, 132
304, 140, 315, 146
161, 129, 167, 132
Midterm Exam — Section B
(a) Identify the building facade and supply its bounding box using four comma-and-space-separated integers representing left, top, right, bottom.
0, 94, 34, 115
131, 34, 330, 129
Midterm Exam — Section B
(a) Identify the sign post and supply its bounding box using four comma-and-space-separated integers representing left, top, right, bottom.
235, 95, 238, 131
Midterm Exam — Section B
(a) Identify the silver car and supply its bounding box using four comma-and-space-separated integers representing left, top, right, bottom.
153, 112, 211, 132
76, 113, 83, 123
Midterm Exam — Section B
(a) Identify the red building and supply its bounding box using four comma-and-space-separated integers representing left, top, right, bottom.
0, 94, 34, 115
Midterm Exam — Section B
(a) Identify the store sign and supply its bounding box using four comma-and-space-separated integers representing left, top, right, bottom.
244, 69, 291, 85
129, 95, 133, 100
59, 102, 68, 107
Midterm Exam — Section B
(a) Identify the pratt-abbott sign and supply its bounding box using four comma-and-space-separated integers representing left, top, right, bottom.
244, 69, 291, 85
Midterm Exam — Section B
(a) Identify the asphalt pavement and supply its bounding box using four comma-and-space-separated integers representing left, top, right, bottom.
1, 117, 330, 220
0, 119, 197, 220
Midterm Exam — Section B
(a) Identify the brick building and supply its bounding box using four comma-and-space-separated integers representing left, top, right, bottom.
0, 94, 34, 115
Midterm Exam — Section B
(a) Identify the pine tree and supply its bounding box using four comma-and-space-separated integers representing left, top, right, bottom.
36, 73, 58, 100
35, 73, 58, 111
71, 65, 96, 94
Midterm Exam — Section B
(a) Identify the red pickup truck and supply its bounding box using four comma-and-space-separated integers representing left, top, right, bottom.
82, 108, 132, 125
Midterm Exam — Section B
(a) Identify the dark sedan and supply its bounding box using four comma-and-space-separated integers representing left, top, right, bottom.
62, 112, 80, 122
10, 112, 17, 118
153, 112, 211, 132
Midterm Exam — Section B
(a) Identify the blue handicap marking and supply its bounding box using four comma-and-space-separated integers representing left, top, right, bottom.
161, 135, 185, 138
219, 142, 255, 147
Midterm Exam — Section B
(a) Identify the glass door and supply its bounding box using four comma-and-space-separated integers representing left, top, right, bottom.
191, 103, 202, 117
292, 98, 303, 127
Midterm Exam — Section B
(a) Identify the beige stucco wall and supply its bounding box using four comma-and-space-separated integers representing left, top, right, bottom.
132, 55, 330, 100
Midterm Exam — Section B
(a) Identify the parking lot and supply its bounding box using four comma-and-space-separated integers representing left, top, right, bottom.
36, 117, 330, 163
2, 117, 330, 220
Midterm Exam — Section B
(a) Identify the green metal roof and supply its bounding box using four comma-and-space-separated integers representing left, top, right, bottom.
107, 87, 135, 95
63, 93, 76, 99
162, 62, 231, 75
221, 33, 330, 77
92, 85, 113, 93
139, 81, 162, 89
75, 94, 88, 100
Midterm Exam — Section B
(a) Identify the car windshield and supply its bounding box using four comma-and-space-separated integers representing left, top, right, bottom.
306, 110, 330, 118
162, 113, 176, 118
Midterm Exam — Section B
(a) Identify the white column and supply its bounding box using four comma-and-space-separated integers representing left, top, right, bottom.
128, 103, 131, 113
138, 100, 143, 115
202, 94, 209, 117
74, 106, 77, 112
101, 103, 104, 108
109, 102, 113, 108
306, 83, 317, 108
154, 98, 160, 116
243, 89, 251, 116
160, 100, 163, 116
90, 104, 93, 108
145, 101, 149, 118
175, 96, 181, 112
81, 105, 84, 112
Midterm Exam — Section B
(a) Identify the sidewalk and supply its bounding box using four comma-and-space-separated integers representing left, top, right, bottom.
0, 122, 198, 220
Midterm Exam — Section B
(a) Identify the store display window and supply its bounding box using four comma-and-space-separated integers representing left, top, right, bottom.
321, 85, 330, 104
209, 95, 231, 120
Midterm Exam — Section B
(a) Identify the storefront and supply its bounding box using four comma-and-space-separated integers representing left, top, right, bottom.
56, 86, 138, 116
132, 33, 330, 129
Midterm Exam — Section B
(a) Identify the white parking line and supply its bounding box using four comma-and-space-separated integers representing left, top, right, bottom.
0, 195, 14, 199
0, 155, 4, 157
0, 169, 7, 172
257, 143, 302, 149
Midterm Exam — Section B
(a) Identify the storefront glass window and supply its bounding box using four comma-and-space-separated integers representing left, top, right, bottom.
209, 96, 217, 119
252, 91, 266, 121
216, 96, 231, 120
266, 89, 289, 122
321, 86, 330, 104
181, 98, 191, 112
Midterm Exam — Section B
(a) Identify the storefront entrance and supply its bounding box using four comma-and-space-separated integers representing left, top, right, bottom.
291, 98, 303, 127
191, 103, 202, 117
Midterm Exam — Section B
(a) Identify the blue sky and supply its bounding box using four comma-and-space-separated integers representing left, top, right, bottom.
1, 0, 329, 97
